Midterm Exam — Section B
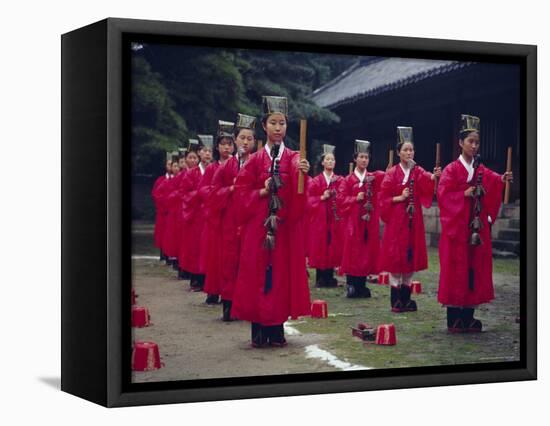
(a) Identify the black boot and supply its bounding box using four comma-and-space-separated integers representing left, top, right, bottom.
390, 286, 404, 312
400, 284, 417, 312
222, 300, 233, 322
160, 250, 167, 262
325, 269, 338, 287
356, 276, 371, 298
172, 259, 179, 271
268, 324, 287, 347
462, 308, 482, 332
205, 294, 220, 305
447, 307, 465, 333
251, 323, 268, 348
346, 275, 356, 298
315, 269, 324, 287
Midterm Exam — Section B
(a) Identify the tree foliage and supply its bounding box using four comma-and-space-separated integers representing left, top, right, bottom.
131, 43, 358, 176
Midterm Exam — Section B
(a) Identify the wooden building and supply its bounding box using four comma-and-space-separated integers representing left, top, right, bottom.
310, 57, 520, 201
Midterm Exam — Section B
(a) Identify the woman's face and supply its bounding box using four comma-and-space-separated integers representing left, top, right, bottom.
322, 153, 336, 171
459, 132, 480, 158
355, 152, 370, 170
218, 137, 234, 160
199, 147, 213, 164
398, 142, 415, 163
178, 157, 187, 170
185, 152, 199, 168
171, 162, 180, 175
236, 129, 255, 154
262, 113, 287, 144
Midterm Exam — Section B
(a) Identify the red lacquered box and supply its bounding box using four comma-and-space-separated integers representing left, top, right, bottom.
378, 272, 389, 285
132, 341, 162, 371
132, 306, 151, 328
411, 281, 422, 294
375, 323, 397, 345
311, 300, 328, 318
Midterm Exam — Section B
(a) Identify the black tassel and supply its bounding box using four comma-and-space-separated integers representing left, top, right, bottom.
468, 268, 475, 291
264, 233, 275, 250
264, 214, 278, 232
407, 246, 413, 263
264, 265, 273, 294
269, 194, 282, 211
327, 230, 332, 245
364, 228, 368, 242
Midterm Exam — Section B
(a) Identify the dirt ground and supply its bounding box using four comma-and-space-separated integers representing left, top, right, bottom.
131, 229, 520, 383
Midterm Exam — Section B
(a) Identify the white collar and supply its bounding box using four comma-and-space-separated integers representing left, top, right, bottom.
459, 155, 474, 182
199, 162, 206, 175
265, 142, 285, 161
354, 168, 366, 184
399, 162, 412, 185
165, 172, 171, 179
323, 171, 334, 186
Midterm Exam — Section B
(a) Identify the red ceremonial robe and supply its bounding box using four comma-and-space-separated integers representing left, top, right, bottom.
437, 160, 504, 306
152, 174, 169, 249
337, 170, 385, 277
199, 162, 220, 287
378, 164, 435, 274
231, 146, 311, 325
307, 172, 344, 269
161, 170, 187, 258
178, 165, 205, 274
204, 156, 243, 300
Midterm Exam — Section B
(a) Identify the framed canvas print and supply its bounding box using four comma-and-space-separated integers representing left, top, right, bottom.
61, 17, 536, 407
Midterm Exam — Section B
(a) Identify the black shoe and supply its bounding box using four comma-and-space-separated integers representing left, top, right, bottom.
172, 259, 179, 271
346, 275, 357, 298
356, 276, 371, 298
325, 269, 338, 287
205, 294, 220, 305
251, 323, 268, 348
391, 286, 405, 312
447, 307, 465, 333
160, 251, 167, 262
222, 300, 233, 322
462, 308, 482, 332
400, 284, 417, 311
315, 269, 324, 287
267, 324, 287, 347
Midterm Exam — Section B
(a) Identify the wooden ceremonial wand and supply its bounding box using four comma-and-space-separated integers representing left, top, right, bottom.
504, 146, 512, 204
349, 162, 354, 175
387, 147, 394, 170
434, 142, 441, 194
298, 119, 307, 194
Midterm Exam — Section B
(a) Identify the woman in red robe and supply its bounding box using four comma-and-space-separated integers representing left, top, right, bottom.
337, 140, 384, 298
307, 144, 344, 287
379, 127, 441, 312
151, 158, 173, 261
178, 137, 213, 291
209, 114, 257, 321
202, 121, 236, 305
437, 115, 512, 332
231, 96, 311, 347
175, 144, 200, 280
160, 156, 181, 266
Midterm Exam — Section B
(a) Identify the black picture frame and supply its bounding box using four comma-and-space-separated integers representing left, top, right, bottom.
61, 17, 537, 408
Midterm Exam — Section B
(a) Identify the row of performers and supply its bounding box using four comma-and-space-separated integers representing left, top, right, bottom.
151, 96, 513, 348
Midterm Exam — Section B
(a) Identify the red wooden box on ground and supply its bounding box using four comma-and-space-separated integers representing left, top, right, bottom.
411, 281, 422, 294
132, 306, 151, 327
378, 272, 389, 285
311, 300, 328, 318
132, 341, 162, 371
375, 323, 397, 345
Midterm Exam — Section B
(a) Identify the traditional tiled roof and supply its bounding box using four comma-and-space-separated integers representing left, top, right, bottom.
311, 57, 473, 109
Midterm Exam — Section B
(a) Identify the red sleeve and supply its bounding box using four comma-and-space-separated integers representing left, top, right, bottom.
437, 162, 467, 239
286, 151, 309, 222
307, 175, 324, 214
415, 166, 436, 209
379, 168, 398, 224
209, 160, 235, 214
181, 170, 200, 221
234, 154, 264, 224
336, 176, 356, 217
481, 165, 505, 222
